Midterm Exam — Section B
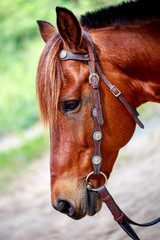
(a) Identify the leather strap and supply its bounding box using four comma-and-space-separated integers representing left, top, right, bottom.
86, 36, 104, 174
98, 185, 160, 240
95, 62, 144, 128
60, 49, 89, 61
83, 30, 144, 129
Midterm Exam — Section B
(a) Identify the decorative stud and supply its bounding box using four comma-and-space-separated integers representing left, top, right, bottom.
93, 108, 97, 117
93, 131, 102, 141
60, 50, 67, 59
92, 156, 102, 165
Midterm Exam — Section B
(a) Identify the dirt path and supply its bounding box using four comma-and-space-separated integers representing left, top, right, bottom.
0, 121, 160, 240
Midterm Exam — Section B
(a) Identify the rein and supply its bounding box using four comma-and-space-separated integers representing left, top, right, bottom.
59, 30, 160, 240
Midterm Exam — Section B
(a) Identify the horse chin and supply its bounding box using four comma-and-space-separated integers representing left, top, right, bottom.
71, 183, 102, 220
61, 184, 102, 220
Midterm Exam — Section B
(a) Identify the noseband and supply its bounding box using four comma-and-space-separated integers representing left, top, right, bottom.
59, 30, 160, 239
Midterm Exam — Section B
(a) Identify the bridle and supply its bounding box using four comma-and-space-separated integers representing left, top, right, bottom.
59, 30, 160, 240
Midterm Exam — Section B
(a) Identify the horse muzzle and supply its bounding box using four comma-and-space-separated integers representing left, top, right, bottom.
51, 182, 102, 220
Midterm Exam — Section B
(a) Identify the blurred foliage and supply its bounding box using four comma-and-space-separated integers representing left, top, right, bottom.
0, 0, 127, 136
0, 134, 49, 194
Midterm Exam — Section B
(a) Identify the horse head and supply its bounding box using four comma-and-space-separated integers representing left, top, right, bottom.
37, 6, 160, 220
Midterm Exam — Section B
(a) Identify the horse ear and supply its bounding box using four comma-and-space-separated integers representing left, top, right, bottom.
37, 20, 57, 43
56, 7, 83, 51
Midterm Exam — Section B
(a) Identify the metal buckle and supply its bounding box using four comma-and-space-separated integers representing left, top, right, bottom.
89, 73, 99, 84
86, 171, 107, 192
110, 85, 121, 97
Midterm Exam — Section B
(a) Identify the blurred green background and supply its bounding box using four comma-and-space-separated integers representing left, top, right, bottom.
0, 0, 159, 194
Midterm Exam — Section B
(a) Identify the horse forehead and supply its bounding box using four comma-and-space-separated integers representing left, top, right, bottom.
61, 60, 89, 84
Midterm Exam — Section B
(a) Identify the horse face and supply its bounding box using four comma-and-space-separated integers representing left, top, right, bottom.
50, 60, 102, 219
37, 7, 136, 219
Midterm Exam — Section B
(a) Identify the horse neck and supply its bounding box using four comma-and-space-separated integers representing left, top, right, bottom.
90, 19, 160, 107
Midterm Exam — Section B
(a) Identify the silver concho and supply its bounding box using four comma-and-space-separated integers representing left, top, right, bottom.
60, 50, 67, 59
93, 108, 97, 117
93, 131, 102, 141
92, 156, 102, 165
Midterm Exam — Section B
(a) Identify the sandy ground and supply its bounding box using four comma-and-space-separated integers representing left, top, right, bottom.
0, 121, 160, 240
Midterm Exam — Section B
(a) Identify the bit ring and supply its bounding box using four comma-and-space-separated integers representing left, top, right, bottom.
86, 171, 107, 191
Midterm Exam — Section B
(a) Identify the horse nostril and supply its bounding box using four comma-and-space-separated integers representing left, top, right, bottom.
57, 201, 65, 212
56, 199, 76, 216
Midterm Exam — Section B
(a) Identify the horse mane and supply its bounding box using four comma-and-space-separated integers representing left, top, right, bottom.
80, 0, 160, 29
36, 33, 63, 126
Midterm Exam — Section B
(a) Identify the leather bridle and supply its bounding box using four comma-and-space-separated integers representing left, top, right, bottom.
59, 30, 160, 240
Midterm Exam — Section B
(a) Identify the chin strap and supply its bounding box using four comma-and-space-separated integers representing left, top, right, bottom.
97, 185, 160, 240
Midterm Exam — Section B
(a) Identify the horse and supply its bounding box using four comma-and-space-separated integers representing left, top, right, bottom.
36, 0, 160, 224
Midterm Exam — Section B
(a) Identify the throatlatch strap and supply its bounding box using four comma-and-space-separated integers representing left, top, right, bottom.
97, 185, 160, 240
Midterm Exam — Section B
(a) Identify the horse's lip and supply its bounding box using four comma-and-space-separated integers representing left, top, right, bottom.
63, 183, 100, 220
68, 185, 100, 219
87, 189, 100, 216
68, 212, 87, 220
81, 182, 101, 217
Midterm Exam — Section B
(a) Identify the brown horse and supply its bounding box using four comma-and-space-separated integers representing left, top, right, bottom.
37, 0, 160, 220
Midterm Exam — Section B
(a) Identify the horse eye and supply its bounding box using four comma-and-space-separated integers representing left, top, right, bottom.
62, 100, 80, 112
